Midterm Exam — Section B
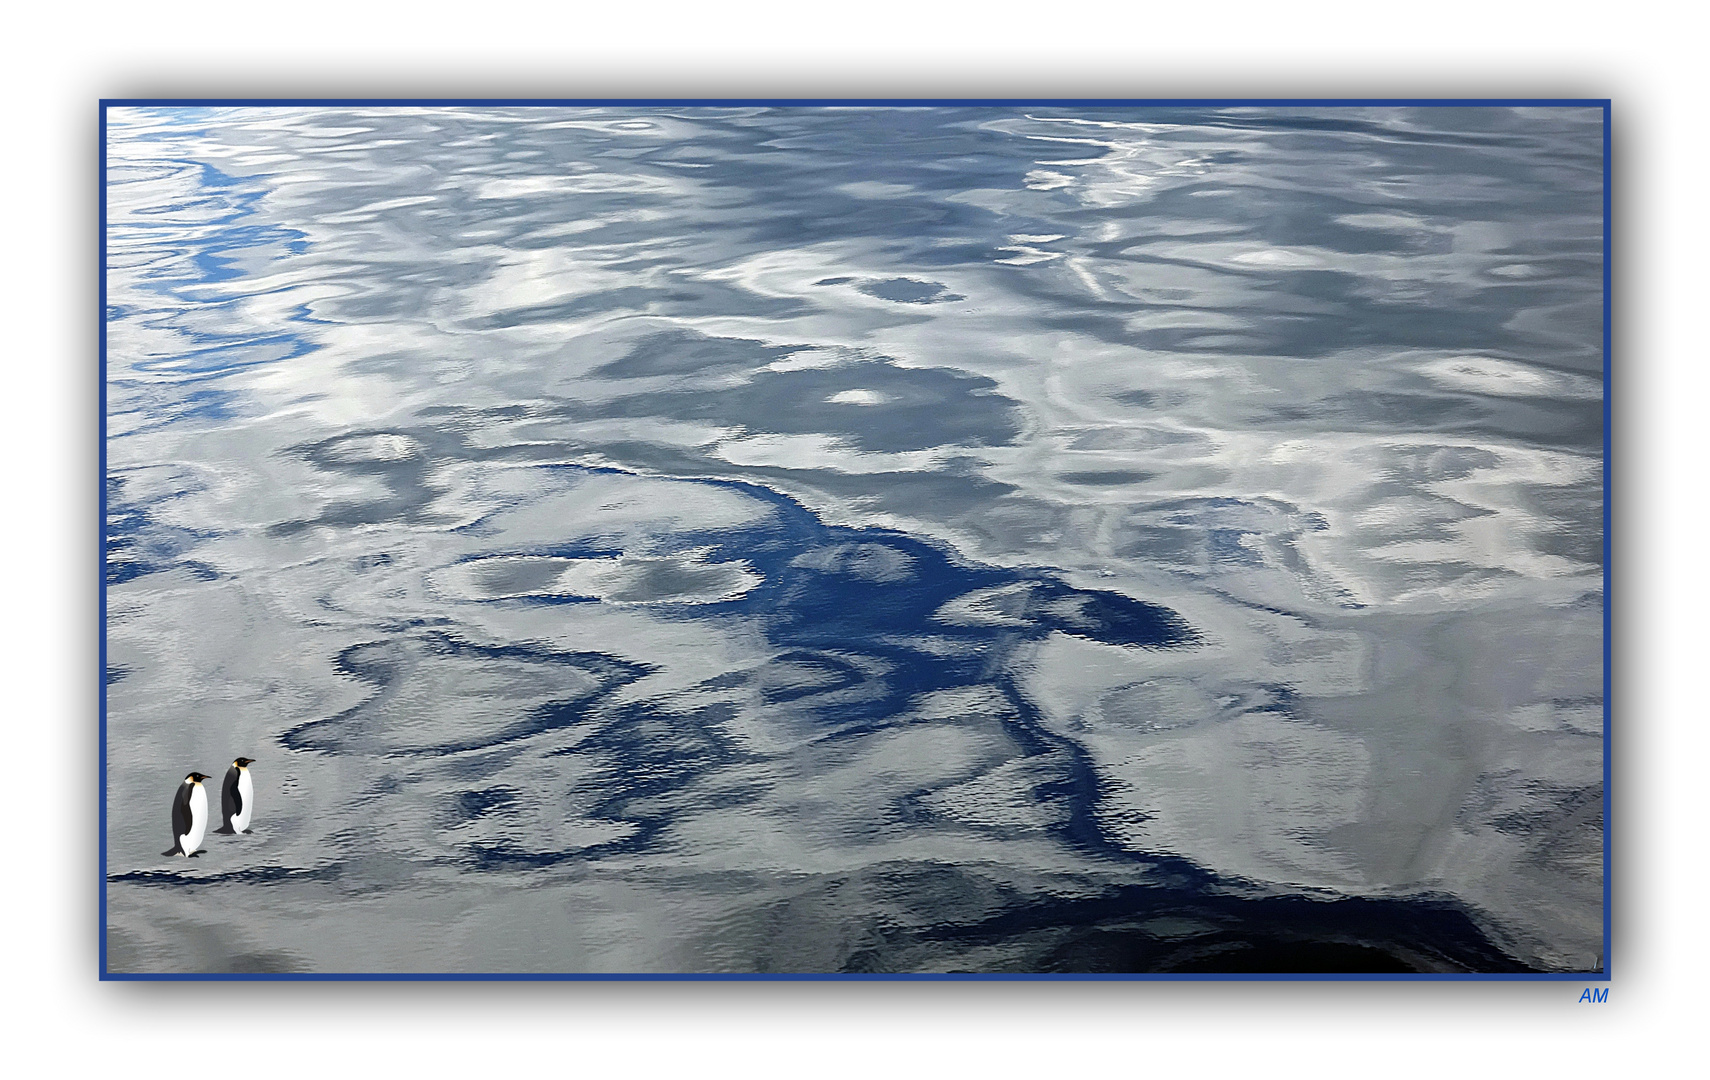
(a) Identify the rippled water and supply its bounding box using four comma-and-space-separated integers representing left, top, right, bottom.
102, 104, 1605, 975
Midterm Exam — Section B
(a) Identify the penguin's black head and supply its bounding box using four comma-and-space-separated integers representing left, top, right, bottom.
186, 772, 210, 784
234, 757, 255, 768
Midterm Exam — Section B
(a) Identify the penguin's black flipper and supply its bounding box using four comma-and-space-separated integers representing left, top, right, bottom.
168, 782, 193, 855
220, 765, 244, 832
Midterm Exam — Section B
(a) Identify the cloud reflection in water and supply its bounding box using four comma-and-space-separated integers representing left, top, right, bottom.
103, 104, 1602, 974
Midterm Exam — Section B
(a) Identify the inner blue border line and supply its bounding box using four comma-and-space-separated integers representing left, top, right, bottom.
98, 102, 110, 980
1601, 100, 1613, 980
99, 97, 1610, 109
97, 99, 1613, 983
101, 971, 1590, 982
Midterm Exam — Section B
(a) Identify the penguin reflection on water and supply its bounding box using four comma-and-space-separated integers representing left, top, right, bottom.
217, 757, 255, 835
163, 772, 210, 857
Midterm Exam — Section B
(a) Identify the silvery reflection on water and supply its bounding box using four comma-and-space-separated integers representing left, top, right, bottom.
104, 104, 1603, 974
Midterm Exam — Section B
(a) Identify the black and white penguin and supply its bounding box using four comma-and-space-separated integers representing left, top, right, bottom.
217, 757, 255, 835
163, 772, 210, 857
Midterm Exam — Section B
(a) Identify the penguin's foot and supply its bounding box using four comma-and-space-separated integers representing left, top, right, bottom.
162, 848, 182, 858
188, 850, 206, 858
214, 825, 234, 835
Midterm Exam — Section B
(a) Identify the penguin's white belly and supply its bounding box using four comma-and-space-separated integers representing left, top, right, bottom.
181, 784, 207, 853
232, 770, 253, 832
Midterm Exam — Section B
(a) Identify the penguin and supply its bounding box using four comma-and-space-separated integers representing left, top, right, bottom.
163, 772, 210, 857
217, 757, 255, 835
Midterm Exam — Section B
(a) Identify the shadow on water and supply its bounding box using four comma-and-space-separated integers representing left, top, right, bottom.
912, 865, 1538, 974
107, 857, 1536, 974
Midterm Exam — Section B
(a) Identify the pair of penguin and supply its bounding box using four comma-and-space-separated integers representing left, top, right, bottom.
164, 758, 255, 858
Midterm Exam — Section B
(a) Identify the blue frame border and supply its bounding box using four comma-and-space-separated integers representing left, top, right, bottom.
98, 97, 1612, 983
99, 101, 111, 979
1601, 98, 1613, 981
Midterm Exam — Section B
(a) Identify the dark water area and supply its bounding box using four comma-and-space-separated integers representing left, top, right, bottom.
104, 105, 1603, 975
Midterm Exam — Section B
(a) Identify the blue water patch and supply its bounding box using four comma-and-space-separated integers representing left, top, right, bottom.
108, 143, 322, 428
104, 473, 221, 586
281, 466, 1197, 874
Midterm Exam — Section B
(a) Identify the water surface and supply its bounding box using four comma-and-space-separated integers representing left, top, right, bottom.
104, 105, 1604, 974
